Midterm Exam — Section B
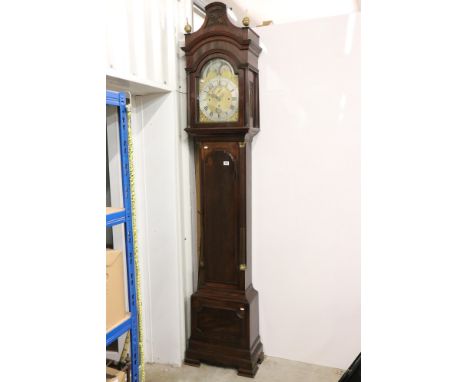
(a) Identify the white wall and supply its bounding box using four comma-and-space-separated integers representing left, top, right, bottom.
106, 0, 192, 91
130, 92, 186, 364
252, 13, 360, 370
106, 0, 194, 366
231, 0, 359, 24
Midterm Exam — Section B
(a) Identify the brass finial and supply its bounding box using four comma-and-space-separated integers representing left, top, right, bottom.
184, 18, 192, 33
242, 16, 250, 27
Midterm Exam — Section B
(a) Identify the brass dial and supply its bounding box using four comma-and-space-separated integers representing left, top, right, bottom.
198, 58, 239, 123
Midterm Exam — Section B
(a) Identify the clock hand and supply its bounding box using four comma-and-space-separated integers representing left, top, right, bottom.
210, 92, 221, 101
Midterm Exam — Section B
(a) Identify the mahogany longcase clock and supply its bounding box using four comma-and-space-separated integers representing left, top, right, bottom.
182, 2, 263, 378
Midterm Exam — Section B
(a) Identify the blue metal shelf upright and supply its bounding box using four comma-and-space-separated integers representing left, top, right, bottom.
106, 90, 139, 382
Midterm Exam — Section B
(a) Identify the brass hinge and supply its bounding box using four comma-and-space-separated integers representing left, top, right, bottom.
238, 142, 246, 148
239, 263, 247, 271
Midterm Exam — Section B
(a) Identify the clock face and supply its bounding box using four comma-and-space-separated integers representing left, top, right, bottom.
198, 58, 239, 123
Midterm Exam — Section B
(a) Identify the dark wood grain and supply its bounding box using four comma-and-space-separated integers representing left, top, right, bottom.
201, 143, 239, 287
183, 2, 263, 377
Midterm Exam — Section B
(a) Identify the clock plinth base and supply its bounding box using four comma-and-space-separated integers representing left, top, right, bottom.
185, 286, 263, 378
257, 351, 265, 364
183, 357, 201, 367
185, 336, 263, 378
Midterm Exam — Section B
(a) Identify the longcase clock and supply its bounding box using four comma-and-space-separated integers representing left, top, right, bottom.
182, 2, 263, 378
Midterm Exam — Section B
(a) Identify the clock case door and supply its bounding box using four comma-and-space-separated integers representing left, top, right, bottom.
195, 140, 253, 292
182, 2, 263, 378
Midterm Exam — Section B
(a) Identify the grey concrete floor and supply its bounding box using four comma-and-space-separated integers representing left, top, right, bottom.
145, 356, 344, 382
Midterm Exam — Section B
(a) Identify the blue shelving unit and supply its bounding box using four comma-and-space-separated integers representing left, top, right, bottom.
106, 90, 139, 382
106, 208, 126, 227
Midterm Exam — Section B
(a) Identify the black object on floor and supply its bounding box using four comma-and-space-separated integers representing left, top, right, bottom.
338, 353, 361, 382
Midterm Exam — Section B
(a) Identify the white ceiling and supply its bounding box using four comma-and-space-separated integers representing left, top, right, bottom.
203, 0, 360, 26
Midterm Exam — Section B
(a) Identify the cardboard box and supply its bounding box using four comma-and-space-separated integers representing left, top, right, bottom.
106, 366, 126, 382
106, 249, 127, 331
